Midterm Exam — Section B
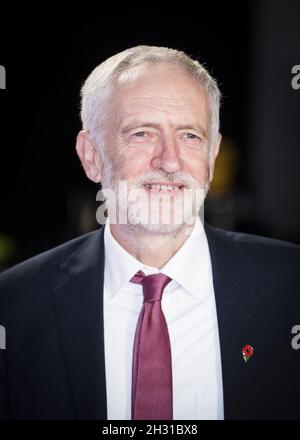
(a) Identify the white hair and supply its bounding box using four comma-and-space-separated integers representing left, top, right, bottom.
80, 45, 221, 152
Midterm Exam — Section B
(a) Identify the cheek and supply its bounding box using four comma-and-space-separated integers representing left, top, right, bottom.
119, 150, 151, 178
183, 154, 210, 182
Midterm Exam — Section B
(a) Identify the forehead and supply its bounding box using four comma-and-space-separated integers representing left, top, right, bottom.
110, 63, 209, 125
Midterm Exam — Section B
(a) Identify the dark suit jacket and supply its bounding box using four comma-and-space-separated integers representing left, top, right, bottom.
0, 223, 299, 420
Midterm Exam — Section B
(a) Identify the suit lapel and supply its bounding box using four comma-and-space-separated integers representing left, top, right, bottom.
205, 224, 268, 419
53, 226, 107, 420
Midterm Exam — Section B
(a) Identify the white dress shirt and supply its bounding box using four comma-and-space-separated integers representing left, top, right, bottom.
103, 216, 224, 420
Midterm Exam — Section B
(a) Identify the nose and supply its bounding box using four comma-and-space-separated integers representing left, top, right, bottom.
151, 134, 181, 173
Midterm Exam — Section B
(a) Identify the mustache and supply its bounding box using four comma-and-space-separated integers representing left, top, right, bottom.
101, 156, 210, 191
129, 171, 200, 189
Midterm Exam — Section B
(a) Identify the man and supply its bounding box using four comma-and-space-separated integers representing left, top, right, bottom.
0, 46, 299, 420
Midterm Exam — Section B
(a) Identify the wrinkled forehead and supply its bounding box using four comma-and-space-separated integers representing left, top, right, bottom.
110, 62, 209, 110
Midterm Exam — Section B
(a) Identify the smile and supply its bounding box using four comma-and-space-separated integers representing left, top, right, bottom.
143, 183, 185, 192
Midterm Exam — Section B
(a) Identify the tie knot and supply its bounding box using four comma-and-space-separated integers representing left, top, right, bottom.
130, 270, 172, 302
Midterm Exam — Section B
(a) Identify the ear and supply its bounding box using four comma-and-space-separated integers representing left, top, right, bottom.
209, 133, 222, 182
75, 130, 102, 183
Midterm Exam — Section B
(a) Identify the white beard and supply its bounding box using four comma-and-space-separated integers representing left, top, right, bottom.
99, 158, 209, 236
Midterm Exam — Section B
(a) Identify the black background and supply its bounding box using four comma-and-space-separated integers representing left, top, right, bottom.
0, 2, 299, 269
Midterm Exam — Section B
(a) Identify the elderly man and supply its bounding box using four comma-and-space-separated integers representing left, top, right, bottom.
0, 46, 299, 420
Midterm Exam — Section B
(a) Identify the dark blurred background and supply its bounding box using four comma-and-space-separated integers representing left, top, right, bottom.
0, 1, 299, 270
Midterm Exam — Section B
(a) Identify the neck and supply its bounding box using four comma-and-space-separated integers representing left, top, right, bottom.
109, 222, 195, 269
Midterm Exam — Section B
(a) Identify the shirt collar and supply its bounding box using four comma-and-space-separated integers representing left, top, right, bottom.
161, 217, 210, 298
104, 216, 211, 300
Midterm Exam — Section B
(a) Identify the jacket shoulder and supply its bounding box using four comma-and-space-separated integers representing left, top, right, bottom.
0, 229, 101, 291
205, 223, 300, 274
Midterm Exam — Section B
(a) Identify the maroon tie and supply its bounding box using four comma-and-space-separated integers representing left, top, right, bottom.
130, 270, 173, 420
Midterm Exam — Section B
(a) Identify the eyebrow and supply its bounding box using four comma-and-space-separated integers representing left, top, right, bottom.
121, 119, 208, 139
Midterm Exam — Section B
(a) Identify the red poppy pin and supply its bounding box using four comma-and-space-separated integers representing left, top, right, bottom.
242, 344, 254, 363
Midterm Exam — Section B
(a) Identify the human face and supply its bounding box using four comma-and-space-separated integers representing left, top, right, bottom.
100, 62, 220, 234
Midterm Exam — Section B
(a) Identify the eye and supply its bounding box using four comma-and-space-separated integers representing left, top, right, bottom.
129, 129, 158, 144
180, 131, 204, 147
184, 132, 200, 140
133, 131, 147, 137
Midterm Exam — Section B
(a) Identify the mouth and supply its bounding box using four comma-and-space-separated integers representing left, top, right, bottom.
143, 182, 185, 194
